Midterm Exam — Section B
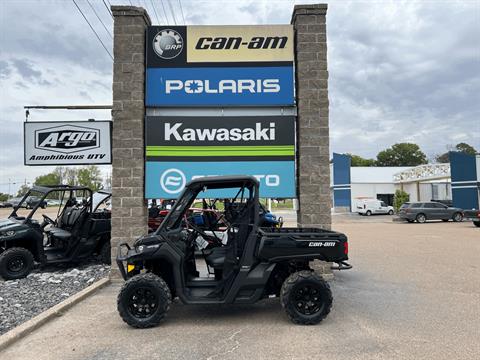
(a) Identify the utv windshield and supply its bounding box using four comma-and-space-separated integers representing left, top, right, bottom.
92, 191, 112, 211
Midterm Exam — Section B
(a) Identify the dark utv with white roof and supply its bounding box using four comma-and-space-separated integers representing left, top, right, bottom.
116, 176, 351, 327
398, 202, 463, 223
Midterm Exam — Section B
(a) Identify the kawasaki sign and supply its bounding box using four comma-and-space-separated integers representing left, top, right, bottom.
24, 121, 111, 165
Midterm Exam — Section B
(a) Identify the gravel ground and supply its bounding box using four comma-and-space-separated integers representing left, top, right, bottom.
0, 262, 110, 335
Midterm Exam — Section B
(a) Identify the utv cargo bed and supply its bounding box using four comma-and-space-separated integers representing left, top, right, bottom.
257, 227, 349, 263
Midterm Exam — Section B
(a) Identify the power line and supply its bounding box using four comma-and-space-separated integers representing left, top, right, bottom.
166, 0, 177, 25
154, 0, 168, 24
72, 0, 113, 61
86, 0, 113, 39
149, 0, 161, 24
178, 0, 185, 25
160, 0, 171, 24
102, 0, 113, 19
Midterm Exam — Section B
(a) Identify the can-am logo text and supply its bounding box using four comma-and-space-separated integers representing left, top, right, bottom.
153, 29, 183, 59
164, 122, 275, 142
35, 125, 100, 154
195, 36, 288, 50
165, 79, 280, 94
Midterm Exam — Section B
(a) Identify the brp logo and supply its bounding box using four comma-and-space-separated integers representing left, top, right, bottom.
160, 168, 186, 194
153, 29, 183, 59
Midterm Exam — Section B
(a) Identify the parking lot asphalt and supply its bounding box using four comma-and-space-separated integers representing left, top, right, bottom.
1, 219, 479, 360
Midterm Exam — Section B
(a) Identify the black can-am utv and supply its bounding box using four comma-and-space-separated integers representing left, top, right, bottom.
0, 185, 111, 280
116, 176, 351, 327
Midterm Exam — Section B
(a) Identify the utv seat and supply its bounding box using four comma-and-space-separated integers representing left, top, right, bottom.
48, 228, 72, 239
205, 247, 228, 269
47, 207, 86, 239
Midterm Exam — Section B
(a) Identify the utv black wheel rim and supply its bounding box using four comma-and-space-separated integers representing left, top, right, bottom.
128, 287, 159, 318
293, 285, 323, 315
7, 256, 25, 273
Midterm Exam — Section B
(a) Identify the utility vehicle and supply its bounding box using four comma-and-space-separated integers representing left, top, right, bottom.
116, 176, 351, 328
0, 185, 111, 280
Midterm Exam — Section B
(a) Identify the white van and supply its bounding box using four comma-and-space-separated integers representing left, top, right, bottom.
356, 199, 394, 216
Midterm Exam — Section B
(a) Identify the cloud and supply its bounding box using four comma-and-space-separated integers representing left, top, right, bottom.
0, 0, 479, 194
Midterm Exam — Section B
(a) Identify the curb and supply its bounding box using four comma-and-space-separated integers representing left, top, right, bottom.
0, 277, 110, 352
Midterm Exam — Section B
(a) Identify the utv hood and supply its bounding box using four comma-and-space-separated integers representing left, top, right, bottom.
0, 218, 25, 232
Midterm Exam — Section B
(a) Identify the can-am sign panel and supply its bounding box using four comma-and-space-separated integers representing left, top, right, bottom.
146, 66, 294, 107
146, 25, 294, 67
145, 161, 295, 198
24, 121, 111, 165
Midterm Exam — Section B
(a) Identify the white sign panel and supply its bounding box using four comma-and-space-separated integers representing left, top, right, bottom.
24, 121, 112, 165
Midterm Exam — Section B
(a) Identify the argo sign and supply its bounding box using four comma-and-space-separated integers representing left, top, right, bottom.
24, 121, 111, 165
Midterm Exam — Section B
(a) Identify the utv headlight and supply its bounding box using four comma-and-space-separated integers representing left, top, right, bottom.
1, 230, 15, 237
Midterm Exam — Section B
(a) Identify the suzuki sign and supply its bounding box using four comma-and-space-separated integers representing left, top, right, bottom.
24, 121, 111, 165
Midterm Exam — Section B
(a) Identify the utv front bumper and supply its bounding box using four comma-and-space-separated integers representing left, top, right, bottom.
116, 243, 133, 280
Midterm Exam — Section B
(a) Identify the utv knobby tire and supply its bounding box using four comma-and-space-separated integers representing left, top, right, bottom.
117, 273, 171, 328
0, 247, 34, 280
280, 270, 332, 325
474, 221, 480, 228
99, 241, 111, 265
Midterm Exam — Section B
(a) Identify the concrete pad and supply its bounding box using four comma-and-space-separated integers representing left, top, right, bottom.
1, 221, 479, 360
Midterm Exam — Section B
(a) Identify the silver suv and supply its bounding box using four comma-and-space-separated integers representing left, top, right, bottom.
398, 202, 463, 223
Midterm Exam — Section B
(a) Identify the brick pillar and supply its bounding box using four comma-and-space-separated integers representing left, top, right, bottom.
292, 4, 331, 230
110, 6, 151, 277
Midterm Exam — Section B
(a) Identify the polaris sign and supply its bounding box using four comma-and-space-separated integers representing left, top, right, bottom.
24, 121, 111, 165
146, 66, 294, 106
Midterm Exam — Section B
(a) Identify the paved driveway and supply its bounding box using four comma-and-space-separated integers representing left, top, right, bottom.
1, 221, 479, 360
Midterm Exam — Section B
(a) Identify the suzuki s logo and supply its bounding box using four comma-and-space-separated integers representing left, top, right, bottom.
153, 29, 183, 59
35, 125, 100, 154
160, 168, 186, 194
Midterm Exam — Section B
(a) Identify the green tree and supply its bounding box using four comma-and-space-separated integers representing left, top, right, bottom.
348, 154, 376, 167
393, 189, 409, 212
16, 184, 30, 197
376, 143, 428, 167
0, 192, 9, 201
456, 142, 477, 155
435, 142, 477, 163
77, 166, 103, 191
34, 172, 61, 186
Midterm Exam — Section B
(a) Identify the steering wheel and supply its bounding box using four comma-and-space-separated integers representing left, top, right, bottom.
42, 214, 56, 227
186, 220, 223, 248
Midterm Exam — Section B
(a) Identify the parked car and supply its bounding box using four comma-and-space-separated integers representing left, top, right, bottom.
463, 209, 480, 227
397, 202, 463, 223
25, 196, 47, 209
0, 201, 12, 208
7, 197, 23, 208
356, 199, 394, 216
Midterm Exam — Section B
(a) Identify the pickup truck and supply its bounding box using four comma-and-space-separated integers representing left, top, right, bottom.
116, 175, 351, 328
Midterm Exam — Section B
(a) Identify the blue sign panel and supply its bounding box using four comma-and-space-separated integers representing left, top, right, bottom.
145, 66, 294, 107
145, 161, 295, 198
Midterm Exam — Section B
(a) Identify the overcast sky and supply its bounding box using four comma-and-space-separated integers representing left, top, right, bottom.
0, 0, 479, 194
